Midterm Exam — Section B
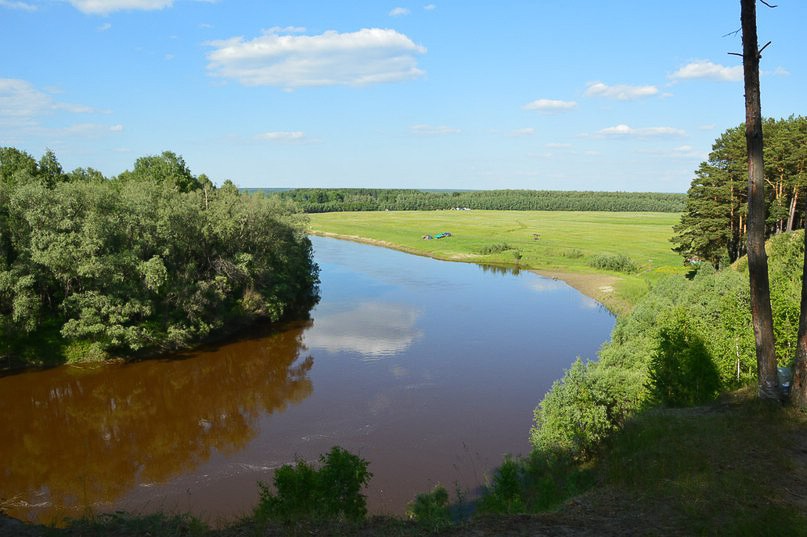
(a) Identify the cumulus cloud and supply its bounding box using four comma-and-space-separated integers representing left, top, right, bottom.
508, 127, 535, 137
410, 124, 460, 135
206, 27, 426, 89
522, 98, 577, 112
424, 3, 436, 10
596, 124, 686, 138
0, 0, 37, 11
256, 131, 306, 142
669, 60, 743, 82
389, 6, 410, 16
585, 82, 659, 100
546, 142, 571, 148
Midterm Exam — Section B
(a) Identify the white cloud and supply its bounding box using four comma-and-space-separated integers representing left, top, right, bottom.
60, 123, 125, 136
585, 82, 659, 100
522, 98, 577, 112
206, 27, 426, 89
389, 6, 410, 16
766, 66, 790, 77
410, 124, 460, 136
0, 0, 37, 11
669, 60, 743, 82
638, 145, 704, 159
596, 124, 686, 138
69, 0, 173, 14
546, 142, 571, 148
97, 22, 112, 31
257, 131, 306, 142
508, 127, 535, 137
0, 78, 95, 123
424, 3, 436, 10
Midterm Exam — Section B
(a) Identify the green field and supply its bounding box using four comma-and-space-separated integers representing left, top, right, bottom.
307, 210, 685, 314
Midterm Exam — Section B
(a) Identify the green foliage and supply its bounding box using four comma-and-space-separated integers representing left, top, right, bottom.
476, 451, 594, 515
588, 253, 638, 273
530, 359, 643, 460
478, 242, 512, 254
0, 147, 319, 364
269, 188, 686, 213
647, 310, 721, 407
255, 447, 372, 524
531, 229, 807, 463
561, 248, 584, 259
406, 485, 451, 529
673, 116, 807, 266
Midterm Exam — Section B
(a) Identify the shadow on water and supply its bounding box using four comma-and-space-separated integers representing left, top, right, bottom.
0, 319, 315, 525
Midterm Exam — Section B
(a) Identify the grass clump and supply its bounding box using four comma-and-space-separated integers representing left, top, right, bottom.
588, 253, 638, 273
254, 446, 372, 525
561, 248, 584, 259
478, 242, 512, 255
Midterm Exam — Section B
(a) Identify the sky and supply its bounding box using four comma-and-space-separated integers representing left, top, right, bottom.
1, 1, 805, 192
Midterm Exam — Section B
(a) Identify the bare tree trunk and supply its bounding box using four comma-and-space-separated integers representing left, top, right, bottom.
787, 187, 798, 232
792, 217, 807, 408
742, 0, 779, 400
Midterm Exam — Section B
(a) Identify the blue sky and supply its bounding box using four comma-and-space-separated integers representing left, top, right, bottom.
1, 1, 804, 192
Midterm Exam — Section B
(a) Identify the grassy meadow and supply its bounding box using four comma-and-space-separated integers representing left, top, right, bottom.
308, 210, 684, 314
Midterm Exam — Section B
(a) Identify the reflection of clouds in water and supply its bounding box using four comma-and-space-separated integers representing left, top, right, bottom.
579, 295, 601, 310
305, 302, 422, 360
526, 278, 567, 293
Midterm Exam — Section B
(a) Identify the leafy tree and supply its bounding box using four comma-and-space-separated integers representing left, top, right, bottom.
118, 150, 200, 192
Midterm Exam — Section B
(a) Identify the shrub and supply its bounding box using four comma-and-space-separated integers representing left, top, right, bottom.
476, 456, 525, 514
255, 446, 372, 524
647, 310, 721, 407
407, 485, 451, 529
479, 242, 512, 255
589, 253, 638, 273
530, 359, 643, 460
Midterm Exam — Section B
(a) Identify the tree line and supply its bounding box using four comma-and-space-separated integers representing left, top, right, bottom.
0, 148, 319, 367
672, 115, 807, 268
266, 188, 686, 213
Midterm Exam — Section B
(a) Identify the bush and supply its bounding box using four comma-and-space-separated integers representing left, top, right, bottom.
477, 451, 594, 515
407, 485, 451, 529
530, 359, 643, 460
255, 446, 372, 524
479, 242, 512, 255
589, 253, 638, 273
647, 311, 721, 407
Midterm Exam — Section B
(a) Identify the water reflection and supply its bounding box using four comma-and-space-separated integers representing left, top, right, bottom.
478, 264, 521, 276
303, 302, 422, 360
0, 321, 313, 524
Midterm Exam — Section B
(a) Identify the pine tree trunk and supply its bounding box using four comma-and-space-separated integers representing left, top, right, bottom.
742, 0, 779, 400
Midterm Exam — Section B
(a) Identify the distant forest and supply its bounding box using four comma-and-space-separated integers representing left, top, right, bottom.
259, 188, 686, 213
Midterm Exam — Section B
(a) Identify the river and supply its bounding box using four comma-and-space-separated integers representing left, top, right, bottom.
0, 236, 614, 525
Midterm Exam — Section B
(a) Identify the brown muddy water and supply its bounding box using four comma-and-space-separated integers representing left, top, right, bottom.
0, 236, 614, 526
